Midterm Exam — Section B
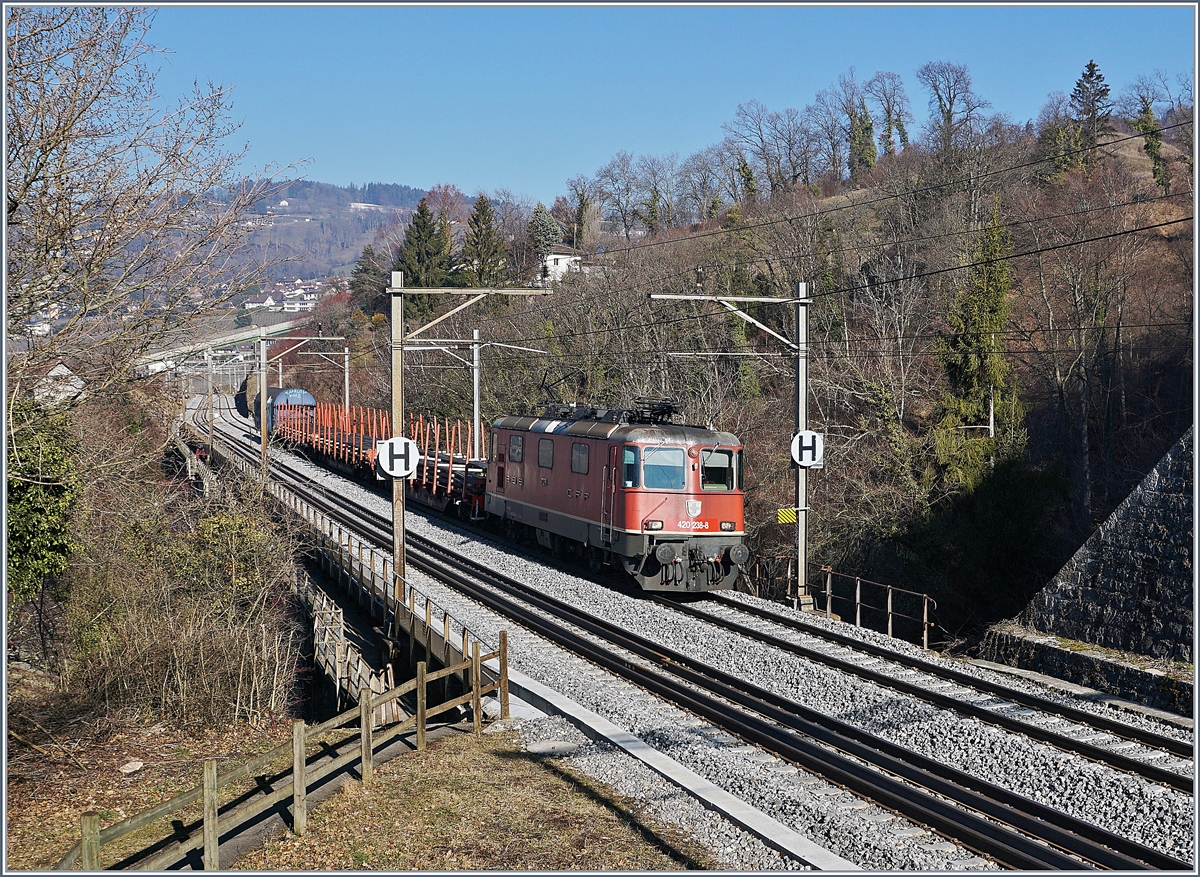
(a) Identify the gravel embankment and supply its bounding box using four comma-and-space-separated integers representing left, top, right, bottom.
208, 406, 1196, 870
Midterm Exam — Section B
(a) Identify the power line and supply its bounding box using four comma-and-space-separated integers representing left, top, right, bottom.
419, 214, 1192, 353
587, 121, 1196, 259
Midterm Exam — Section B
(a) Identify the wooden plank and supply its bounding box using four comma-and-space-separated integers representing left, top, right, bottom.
202, 759, 219, 870
360, 686, 374, 783
500, 631, 510, 720
292, 720, 307, 837
416, 662, 427, 751
472, 642, 482, 734
81, 812, 100, 870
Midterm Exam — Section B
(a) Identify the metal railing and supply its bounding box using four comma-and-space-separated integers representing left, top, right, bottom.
742, 557, 938, 650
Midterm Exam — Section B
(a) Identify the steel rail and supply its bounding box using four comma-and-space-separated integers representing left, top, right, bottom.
405, 533, 1189, 872
710, 594, 1194, 760
201, 415, 1191, 871
654, 596, 1193, 792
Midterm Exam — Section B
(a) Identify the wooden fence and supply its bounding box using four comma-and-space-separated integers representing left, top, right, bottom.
294, 575, 399, 724
52, 424, 514, 870
55, 636, 509, 871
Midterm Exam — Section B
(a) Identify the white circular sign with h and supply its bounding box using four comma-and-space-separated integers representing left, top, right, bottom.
376, 436, 420, 478
790, 430, 825, 468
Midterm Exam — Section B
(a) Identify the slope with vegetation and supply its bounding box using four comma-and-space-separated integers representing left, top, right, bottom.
5, 10, 1192, 846
317, 58, 1192, 640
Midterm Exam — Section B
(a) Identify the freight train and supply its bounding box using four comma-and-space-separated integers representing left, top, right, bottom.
253, 390, 750, 593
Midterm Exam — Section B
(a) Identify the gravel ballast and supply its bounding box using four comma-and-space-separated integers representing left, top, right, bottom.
209, 405, 1196, 870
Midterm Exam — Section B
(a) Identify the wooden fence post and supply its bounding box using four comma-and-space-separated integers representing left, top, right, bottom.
416, 661, 427, 751
203, 758, 219, 870
80, 811, 100, 870
499, 630, 510, 720
292, 720, 307, 836
360, 686, 374, 784
472, 642, 482, 734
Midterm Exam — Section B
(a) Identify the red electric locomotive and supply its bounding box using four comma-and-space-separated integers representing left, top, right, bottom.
484, 400, 750, 592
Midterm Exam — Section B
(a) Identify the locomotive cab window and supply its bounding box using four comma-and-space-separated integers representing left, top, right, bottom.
538, 437, 554, 469
508, 434, 523, 463
643, 446, 686, 490
701, 448, 736, 490
622, 445, 639, 488
571, 441, 589, 474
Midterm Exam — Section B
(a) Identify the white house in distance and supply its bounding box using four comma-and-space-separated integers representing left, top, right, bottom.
242, 293, 277, 310
33, 362, 87, 407
540, 244, 586, 284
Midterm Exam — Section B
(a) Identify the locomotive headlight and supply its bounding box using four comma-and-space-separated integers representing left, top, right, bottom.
720, 521, 735, 531
728, 543, 751, 566
644, 520, 663, 531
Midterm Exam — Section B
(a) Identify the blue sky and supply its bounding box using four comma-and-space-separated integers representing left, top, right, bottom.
146, 3, 1197, 205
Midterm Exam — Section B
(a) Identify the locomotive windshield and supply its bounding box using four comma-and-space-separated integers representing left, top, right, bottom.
700, 448, 736, 490
643, 446, 686, 490
622, 445, 639, 488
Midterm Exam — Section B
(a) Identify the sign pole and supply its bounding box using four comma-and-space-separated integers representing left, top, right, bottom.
258, 328, 268, 483
389, 273, 406, 585
206, 349, 215, 457
472, 328, 481, 460
794, 282, 809, 608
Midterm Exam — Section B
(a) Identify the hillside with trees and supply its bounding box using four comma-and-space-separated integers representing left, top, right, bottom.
314, 59, 1191, 639
5, 3, 1191, 786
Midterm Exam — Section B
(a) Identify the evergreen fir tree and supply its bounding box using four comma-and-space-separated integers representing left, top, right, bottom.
528, 201, 563, 267
932, 201, 1026, 489
349, 244, 389, 313
456, 194, 507, 287
394, 197, 449, 323
1069, 60, 1114, 153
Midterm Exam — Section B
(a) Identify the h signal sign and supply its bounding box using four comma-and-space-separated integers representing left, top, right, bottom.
790, 430, 825, 468
376, 437, 419, 479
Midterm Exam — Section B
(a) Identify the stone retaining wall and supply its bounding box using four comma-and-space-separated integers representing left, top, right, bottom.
1019, 429, 1193, 663
979, 622, 1192, 716
981, 429, 1193, 715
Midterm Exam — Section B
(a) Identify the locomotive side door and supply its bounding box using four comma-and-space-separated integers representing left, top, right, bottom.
600, 444, 617, 544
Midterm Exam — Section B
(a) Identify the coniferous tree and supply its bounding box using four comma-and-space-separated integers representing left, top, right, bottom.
528, 201, 563, 269
457, 194, 507, 287
349, 244, 390, 313
932, 201, 1026, 489
394, 197, 449, 323
1070, 60, 1114, 153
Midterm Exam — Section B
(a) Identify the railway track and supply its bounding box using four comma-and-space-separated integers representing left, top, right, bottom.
652, 595, 1193, 792
194, 403, 1194, 870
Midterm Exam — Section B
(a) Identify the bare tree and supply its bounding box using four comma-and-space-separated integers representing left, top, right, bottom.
864, 70, 914, 156
564, 174, 601, 250
915, 61, 991, 159
767, 105, 819, 192
6, 7, 286, 405
594, 150, 641, 241
678, 146, 725, 223
635, 152, 681, 233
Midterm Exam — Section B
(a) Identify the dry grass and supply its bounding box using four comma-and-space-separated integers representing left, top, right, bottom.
231, 726, 724, 871
4, 713, 295, 871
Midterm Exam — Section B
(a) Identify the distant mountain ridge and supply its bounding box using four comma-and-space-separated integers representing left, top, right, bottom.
254, 179, 427, 215
241, 178, 427, 281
